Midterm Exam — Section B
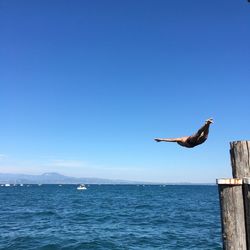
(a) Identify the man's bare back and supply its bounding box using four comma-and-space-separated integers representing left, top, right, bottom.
154, 118, 214, 148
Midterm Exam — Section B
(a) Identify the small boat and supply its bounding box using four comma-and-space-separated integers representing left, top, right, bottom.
5, 184, 11, 187
77, 184, 87, 190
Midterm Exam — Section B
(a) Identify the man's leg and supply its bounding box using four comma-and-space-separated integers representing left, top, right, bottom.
189, 118, 213, 142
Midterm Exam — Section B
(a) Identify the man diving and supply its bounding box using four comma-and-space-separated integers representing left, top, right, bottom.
154, 118, 214, 148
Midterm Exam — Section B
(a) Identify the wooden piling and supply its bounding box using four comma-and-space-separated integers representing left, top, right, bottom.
217, 141, 250, 249
230, 141, 250, 178
217, 178, 247, 250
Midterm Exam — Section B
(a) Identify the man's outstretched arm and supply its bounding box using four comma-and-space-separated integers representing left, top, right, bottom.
154, 137, 189, 143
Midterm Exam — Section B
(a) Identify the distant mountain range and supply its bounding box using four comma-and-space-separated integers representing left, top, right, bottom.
0, 172, 215, 185
0, 172, 143, 184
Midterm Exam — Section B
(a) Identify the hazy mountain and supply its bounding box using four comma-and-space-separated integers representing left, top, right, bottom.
0, 172, 214, 185
0, 172, 142, 184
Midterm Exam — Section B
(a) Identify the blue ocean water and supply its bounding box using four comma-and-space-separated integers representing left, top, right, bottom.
0, 185, 222, 250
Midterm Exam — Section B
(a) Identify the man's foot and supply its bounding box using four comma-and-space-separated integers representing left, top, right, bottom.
206, 118, 214, 124
154, 138, 162, 142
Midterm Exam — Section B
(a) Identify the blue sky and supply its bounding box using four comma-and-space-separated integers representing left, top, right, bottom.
0, 0, 250, 183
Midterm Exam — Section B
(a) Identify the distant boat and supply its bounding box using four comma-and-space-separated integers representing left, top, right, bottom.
20, 184, 23, 187
5, 184, 10, 187
77, 184, 87, 190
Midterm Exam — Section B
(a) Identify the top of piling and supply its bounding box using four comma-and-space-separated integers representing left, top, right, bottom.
230, 141, 250, 178
230, 140, 250, 145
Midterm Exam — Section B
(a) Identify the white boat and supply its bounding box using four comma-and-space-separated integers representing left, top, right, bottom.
77, 184, 87, 190
5, 184, 10, 187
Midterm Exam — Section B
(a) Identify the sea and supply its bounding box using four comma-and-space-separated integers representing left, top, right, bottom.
0, 185, 222, 250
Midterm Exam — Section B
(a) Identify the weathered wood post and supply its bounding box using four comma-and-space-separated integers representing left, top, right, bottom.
217, 141, 250, 250
230, 141, 250, 178
217, 178, 247, 250
231, 141, 250, 249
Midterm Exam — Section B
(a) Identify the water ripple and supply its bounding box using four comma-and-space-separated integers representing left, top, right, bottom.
0, 185, 222, 249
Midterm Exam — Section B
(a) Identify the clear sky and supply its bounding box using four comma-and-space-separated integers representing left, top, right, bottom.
0, 0, 250, 183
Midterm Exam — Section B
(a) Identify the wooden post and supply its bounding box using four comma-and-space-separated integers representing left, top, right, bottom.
217, 178, 247, 250
217, 141, 250, 249
230, 141, 250, 178
230, 141, 250, 249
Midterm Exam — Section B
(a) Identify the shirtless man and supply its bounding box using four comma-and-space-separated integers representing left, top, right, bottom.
154, 118, 214, 148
